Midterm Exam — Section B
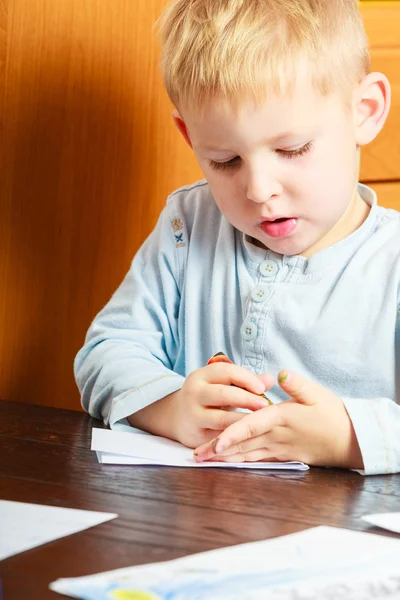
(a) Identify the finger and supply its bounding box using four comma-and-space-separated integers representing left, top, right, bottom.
212, 405, 282, 454
206, 384, 271, 411
217, 429, 289, 456
202, 363, 273, 396
194, 437, 219, 461
194, 405, 281, 460
278, 370, 321, 406
257, 372, 275, 390
211, 449, 279, 463
194, 432, 285, 462
203, 408, 246, 431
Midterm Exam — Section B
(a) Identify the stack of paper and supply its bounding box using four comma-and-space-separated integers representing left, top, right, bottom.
91, 428, 309, 470
50, 526, 400, 599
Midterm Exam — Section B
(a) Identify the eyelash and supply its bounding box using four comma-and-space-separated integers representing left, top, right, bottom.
209, 142, 313, 171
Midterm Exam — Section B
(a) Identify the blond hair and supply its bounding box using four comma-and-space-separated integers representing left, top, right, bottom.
157, 0, 370, 111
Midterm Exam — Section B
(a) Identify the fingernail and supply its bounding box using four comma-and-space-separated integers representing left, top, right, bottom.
278, 370, 290, 384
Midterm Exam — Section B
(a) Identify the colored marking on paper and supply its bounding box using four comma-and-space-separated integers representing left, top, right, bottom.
109, 590, 160, 600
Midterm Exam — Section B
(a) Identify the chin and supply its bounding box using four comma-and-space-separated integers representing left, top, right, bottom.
267, 239, 312, 257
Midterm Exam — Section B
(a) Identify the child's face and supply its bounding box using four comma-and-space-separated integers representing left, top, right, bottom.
177, 78, 364, 257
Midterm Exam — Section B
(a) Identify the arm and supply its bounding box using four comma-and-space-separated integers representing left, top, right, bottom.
341, 396, 400, 475
127, 390, 182, 441
74, 203, 186, 430
74, 197, 273, 446
342, 288, 400, 475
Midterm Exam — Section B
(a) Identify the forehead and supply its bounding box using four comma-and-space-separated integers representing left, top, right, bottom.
181, 82, 345, 150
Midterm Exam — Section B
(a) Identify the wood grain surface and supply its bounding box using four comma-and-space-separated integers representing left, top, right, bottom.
1, 400, 399, 599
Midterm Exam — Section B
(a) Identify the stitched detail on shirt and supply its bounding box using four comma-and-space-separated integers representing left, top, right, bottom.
170, 216, 186, 248
372, 402, 391, 474
168, 210, 186, 289
111, 373, 178, 406
168, 180, 208, 199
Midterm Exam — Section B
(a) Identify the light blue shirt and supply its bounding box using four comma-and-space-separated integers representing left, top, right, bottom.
74, 181, 400, 475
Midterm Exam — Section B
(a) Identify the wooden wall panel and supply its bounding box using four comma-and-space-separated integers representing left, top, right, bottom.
0, 0, 201, 410
361, 2, 400, 50
0, 1, 6, 126
370, 182, 400, 211
360, 2, 400, 180
0, 0, 398, 410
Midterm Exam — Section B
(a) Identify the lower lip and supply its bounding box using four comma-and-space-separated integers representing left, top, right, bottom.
259, 218, 297, 238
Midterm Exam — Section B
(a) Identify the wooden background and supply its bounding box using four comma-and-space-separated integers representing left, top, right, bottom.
1, 0, 399, 411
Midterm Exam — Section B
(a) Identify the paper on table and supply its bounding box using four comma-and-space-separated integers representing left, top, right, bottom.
96, 451, 308, 470
95, 451, 156, 465
91, 428, 309, 470
50, 526, 400, 600
0, 500, 117, 560
362, 512, 400, 534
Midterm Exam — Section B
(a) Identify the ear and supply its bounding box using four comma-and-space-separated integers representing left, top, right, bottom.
172, 108, 193, 148
354, 72, 391, 147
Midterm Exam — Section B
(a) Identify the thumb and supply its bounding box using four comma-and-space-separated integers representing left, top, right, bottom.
277, 370, 319, 406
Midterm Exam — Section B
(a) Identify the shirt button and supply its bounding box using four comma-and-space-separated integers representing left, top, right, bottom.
251, 286, 268, 303
240, 320, 258, 341
259, 259, 279, 278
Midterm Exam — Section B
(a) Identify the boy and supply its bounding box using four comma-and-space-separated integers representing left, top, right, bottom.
75, 0, 399, 475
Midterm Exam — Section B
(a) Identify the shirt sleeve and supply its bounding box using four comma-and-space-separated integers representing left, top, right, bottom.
341, 293, 400, 476
74, 201, 186, 430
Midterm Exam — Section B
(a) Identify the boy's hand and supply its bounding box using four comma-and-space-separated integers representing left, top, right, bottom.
168, 363, 274, 448
193, 370, 364, 470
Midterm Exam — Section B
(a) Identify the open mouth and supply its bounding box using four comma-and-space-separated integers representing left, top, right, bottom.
260, 216, 291, 223
259, 217, 298, 238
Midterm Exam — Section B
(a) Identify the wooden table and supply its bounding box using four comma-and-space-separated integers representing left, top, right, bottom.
1, 400, 399, 599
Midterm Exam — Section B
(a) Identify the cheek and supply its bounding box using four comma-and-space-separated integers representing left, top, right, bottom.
300, 136, 356, 195
283, 162, 328, 208
205, 171, 243, 211
324, 125, 358, 176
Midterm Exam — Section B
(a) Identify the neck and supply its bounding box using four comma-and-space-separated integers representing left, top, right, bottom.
302, 184, 370, 259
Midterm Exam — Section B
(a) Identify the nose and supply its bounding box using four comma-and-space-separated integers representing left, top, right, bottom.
246, 168, 283, 204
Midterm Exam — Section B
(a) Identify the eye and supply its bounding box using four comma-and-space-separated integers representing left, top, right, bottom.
209, 156, 241, 171
278, 141, 313, 159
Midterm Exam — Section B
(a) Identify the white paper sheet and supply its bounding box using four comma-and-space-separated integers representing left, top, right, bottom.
91, 427, 309, 470
362, 512, 400, 534
0, 500, 117, 560
50, 526, 400, 600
